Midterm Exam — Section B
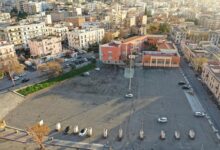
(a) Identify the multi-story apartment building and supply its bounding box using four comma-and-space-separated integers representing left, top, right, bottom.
23, 1, 42, 14
208, 31, 220, 46
28, 36, 62, 57
202, 62, 220, 104
0, 41, 18, 70
171, 26, 186, 44
67, 28, 105, 49
65, 16, 85, 27
199, 15, 220, 30
0, 13, 10, 22
2, 22, 46, 49
16, 0, 28, 12
45, 24, 69, 40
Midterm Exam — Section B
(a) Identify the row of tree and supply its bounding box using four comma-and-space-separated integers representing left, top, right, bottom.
148, 23, 171, 34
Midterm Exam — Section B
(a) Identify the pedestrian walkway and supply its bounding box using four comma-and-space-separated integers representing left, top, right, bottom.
0, 92, 24, 120
0, 128, 31, 143
46, 139, 109, 150
184, 91, 205, 113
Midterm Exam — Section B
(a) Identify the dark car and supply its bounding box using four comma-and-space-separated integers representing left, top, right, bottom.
178, 81, 186, 85
182, 85, 190, 90
21, 78, 30, 83
63, 126, 71, 135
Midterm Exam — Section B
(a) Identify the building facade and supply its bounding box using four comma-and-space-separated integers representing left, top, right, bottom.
67, 28, 104, 49
142, 51, 180, 67
45, 24, 69, 40
28, 36, 62, 57
2, 22, 46, 49
208, 31, 220, 46
0, 41, 18, 70
202, 62, 220, 104
171, 26, 186, 44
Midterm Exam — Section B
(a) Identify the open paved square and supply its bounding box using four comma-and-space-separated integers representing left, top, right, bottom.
3, 66, 220, 150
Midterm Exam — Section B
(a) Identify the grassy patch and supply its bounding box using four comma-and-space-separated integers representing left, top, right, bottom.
17, 63, 96, 96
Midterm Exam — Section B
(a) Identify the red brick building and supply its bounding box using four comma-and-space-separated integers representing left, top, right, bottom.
99, 35, 180, 67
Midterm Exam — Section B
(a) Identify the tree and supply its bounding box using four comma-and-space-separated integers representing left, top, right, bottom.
17, 11, 28, 21
38, 61, 62, 78
148, 24, 158, 34
158, 23, 170, 34
192, 57, 207, 73
1, 60, 24, 86
87, 42, 99, 53
28, 123, 50, 150
10, 7, 18, 17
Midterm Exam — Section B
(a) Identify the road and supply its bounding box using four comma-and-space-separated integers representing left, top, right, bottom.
180, 58, 220, 134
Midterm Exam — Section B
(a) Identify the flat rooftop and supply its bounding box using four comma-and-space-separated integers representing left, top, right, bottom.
143, 51, 178, 56
157, 41, 175, 50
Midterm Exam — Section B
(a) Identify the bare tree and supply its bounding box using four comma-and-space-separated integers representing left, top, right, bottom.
28, 124, 50, 150
38, 61, 62, 78
1, 60, 24, 86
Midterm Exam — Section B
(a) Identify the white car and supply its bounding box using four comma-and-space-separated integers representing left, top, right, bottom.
194, 112, 205, 117
82, 72, 90, 76
95, 67, 100, 71
125, 93, 133, 98
13, 76, 20, 81
79, 128, 88, 137
157, 117, 168, 123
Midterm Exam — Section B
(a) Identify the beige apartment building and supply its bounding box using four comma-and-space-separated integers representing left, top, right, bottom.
0, 13, 10, 22
28, 36, 62, 57
2, 22, 46, 49
202, 62, 220, 104
45, 24, 69, 40
67, 28, 104, 49
0, 41, 18, 70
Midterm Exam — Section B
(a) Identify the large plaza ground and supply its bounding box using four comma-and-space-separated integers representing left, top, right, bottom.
3, 65, 220, 150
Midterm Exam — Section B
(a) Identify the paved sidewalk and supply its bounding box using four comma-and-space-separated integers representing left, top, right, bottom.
0, 92, 24, 120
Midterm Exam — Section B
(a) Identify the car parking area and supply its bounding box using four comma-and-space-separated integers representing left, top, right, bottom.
4, 66, 220, 150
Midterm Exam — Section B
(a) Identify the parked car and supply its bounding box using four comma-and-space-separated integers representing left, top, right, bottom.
81, 72, 90, 76
188, 129, 196, 139
63, 126, 71, 135
178, 81, 186, 85
21, 78, 30, 83
157, 117, 168, 123
125, 93, 133, 98
79, 128, 88, 137
182, 85, 190, 90
13, 76, 20, 81
19, 73, 27, 77
194, 112, 205, 117
95, 67, 100, 71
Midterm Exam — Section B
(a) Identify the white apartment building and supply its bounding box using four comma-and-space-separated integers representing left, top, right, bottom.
0, 41, 17, 70
67, 28, 105, 49
45, 24, 69, 40
208, 31, 220, 46
3, 22, 46, 49
171, 26, 186, 44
